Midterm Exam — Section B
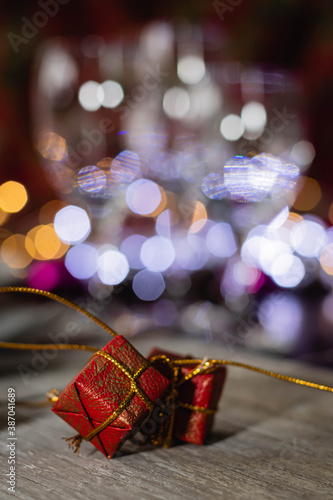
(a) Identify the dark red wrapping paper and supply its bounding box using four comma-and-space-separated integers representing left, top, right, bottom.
52, 335, 170, 458
149, 348, 227, 445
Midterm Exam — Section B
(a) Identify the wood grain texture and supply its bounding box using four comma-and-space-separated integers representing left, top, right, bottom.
1, 335, 333, 500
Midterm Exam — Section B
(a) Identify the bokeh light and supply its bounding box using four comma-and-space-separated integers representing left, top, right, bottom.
241, 101, 266, 134
78, 166, 106, 195
39, 200, 67, 224
97, 249, 129, 285
291, 140, 316, 169
34, 224, 62, 259
201, 173, 226, 200
132, 269, 165, 301
78, 80, 102, 111
26, 224, 69, 260
320, 243, 333, 276
175, 234, 210, 270
1, 234, 34, 269
54, 205, 91, 244
290, 219, 327, 257
220, 114, 244, 141
65, 243, 98, 279
120, 235, 147, 269
28, 261, 60, 290
293, 177, 321, 211
0, 181, 28, 213
140, 236, 175, 272
258, 293, 303, 349
163, 86, 190, 119
0, 209, 9, 226
36, 131, 67, 161
99, 80, 124, 108
270, 254, 305, 288
189, 201, 207, 233
126, 179, 162, 215
111, 151, 141, 189
177, 55, 205, 85
206, 223, 237, 258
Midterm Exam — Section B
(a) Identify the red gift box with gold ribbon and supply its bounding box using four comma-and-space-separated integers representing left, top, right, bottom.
52, 335, 170, 458
148, 348, 227, 446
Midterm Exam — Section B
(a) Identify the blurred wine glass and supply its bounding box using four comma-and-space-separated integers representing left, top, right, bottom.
30, 22, 313, 327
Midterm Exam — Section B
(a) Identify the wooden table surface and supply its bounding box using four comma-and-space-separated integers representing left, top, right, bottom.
1, 334, 333, 500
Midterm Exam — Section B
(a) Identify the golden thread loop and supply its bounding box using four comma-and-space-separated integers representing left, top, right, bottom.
0, 286, 118, 338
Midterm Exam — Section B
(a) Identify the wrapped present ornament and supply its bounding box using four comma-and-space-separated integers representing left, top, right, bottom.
0, 287, 332, 460
148, 348, 226, 446
52, 335, 170, 458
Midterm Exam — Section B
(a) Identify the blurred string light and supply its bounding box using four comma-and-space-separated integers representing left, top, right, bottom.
239, 208, 333, 289
97, 248, 129, 285
36, 130, 67, 162
132, 269, 165, 301
201, 153, 299, 203
0, 181, 28, 213
177, 55, 206, 85
54, 205, 91, 244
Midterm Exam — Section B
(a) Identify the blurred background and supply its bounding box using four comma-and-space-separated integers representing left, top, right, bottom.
1, 0, 333, 368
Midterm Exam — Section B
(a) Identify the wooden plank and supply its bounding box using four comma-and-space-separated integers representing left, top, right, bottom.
1, 335, 333, 500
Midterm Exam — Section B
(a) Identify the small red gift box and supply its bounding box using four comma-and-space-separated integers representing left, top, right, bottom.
52, 335, 170, 458
148, 348, 227, 445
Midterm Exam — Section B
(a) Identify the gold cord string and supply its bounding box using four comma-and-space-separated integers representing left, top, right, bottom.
0, 341, 98, 352
82, 351, 154, 442
171, 359, 333, 393
0, 286, 118, 337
